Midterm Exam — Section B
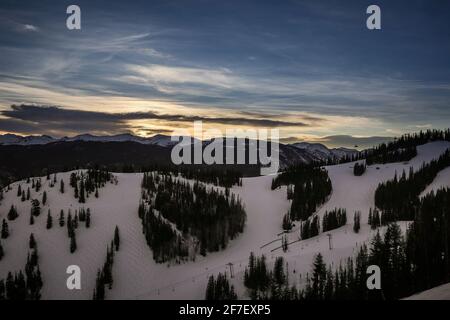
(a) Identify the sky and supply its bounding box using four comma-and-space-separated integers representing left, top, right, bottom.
0, 0, 449, 147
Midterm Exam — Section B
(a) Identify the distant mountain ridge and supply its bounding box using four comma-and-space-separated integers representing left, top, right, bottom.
0, 133, 357, 154
0, 133, 178, 147
0, 133, 359, 172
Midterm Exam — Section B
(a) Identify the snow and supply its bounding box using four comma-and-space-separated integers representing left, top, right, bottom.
0, 133, 198, 147
0, 134, 55, 145
420, 166, 450, 197
404, 282, 450, 300
291, 142, 357, 160
0, 141, 449, 299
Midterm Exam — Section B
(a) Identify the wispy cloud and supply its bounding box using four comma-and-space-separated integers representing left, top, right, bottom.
22, 24, 38, 32
0, 104, 316, 137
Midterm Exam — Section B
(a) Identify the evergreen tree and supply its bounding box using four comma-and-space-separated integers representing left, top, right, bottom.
29, 213, 34, 225
60, 179, 65, 193
1, 219, 9, 239
273, 257, 287, 287
74, 182, 79, 199
324, 266, 334, 300
26, 187, 30, 200
29, 234, 36, 249
85, 211, 91, 228
59, 210, 65, 227
205, 273, 237, 300
79, 181, 85, 203
30, 199, 41, 216
93, 270, 105, 300
311, 253, 327, 300
7, 205, 19, 220
353, 162, 366, 176
21, 190, 25, 202
73, 213, 79, 229
17, 184, 22, 197
114, 226, 120, 251
70, 233, 77, 254
205, 275, 215, 300
35, 179, 41, 192
281, 235, 288, 252
0, 240, 4, 261
282, 213, 292, 231
42, 191, 47, 205
46, 210, 53, 229
353, 211, 361, 233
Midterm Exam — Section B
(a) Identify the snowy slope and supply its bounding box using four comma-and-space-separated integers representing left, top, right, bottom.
0, 134, 55, 145
291, 142, 357, 160
420, 166, 450, 197
0, 141, 449, 299
404, 282, 450, 300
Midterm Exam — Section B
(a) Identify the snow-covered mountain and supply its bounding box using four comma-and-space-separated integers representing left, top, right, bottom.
0, 133, 358, 167
0, 134, 55, 145
291, 142, 358, 160
0, 133, 197, 148
1, 141, 449, 299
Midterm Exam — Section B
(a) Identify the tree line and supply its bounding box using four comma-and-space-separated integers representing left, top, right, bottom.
0, 234, 43, 300
139, 173, 246, 263
375, 148, 450, 221
364, 129, 450, 165
247, 188, 450, 300
93, 226, 120, 300
272, 165, 332, 222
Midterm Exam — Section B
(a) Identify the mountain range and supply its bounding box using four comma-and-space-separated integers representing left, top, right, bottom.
0, 133, 358, 163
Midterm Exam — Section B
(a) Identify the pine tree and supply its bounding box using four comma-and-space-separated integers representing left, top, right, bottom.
114, 226, 120, 251
353, 211, 361, 233
17, 184, 22, 197
86, 211, 91, 228
0, 240, 4, 261
60, 179, 65, 193
42, 191, 47, 205
324, 266, 334, 300
29, 213, 34, 225
70, 233, 77, 254
46, 210, 53, 229
93, 270, 105, 300
7, 205, 19, 220
29, 233, 36, 249
1, 219, 9, 239
282, 234, 288, 252
31, 199, 41, 216
26, 187, 30, 200
79, 181, 85, 203
311, 253, 327, 299
67, 212, 74, 238
205, 275, 215, 300
21, 190, 25, 202
74, 182, 79, 199
273, 257, 287, 287
282, 213, 292, 231
73, 213, 78, 229
35, 179, 41, 192
59, 210, 65, 227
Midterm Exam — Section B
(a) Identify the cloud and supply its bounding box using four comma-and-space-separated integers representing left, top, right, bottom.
315, 135, 394, 149
0, 104, 311, 137
280, 134, 394, 149
22, 24, 38, 32
126, 64, 236, 88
